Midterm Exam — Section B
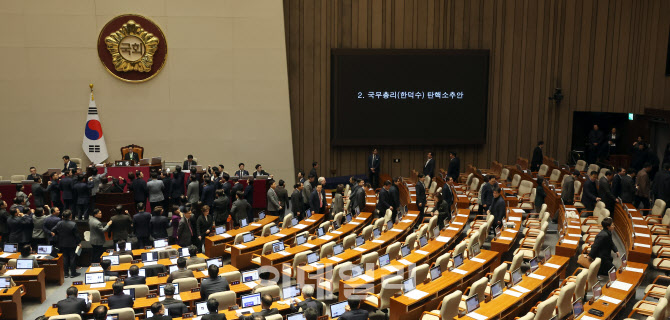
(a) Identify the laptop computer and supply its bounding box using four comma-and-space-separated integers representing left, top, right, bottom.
401, 245, 411, 258
153, 238, 168, 249
85, 272, 104, 285
3, 243, 17, 253
490, 280, 504, 299
287, 312, 306, 320
16, 259, 33, 269
242, 269, 259, 283
207, 258, 223, 268
296, 234, 307, 246
178, 247, 190, 257
453, 253, 464, 269
241, 293, 262, 308
307, 252, 319, 264
470, 242, 480, 257
102, 255, 119, 265
345, 214, 352, 223
37, 245, 53, 255
138, 268, 146, 278
572, 298, 584, 317
195, 301, 208, 316
242, 233, 255, 243
282, 285, 301, 300
592, 282, 602, 301
77, 293, 89, 304
330, 301, 348, 319
305, 209, 312, 218
141, 252, 158, 262
292, 218, 299, 227
511, 268, 523, 286
351, 264, 364, 278
433, 226, 440, 239
378, 253, 390, 268
0, 278, 11, 288
270, 225, 280, 235
419, 236, 428, 248
258, 212, 266, 220
272, 242, 285, 253
529, 257, 539, 273
317, 227, 326, 238
430, 266, 441, 280
158, 283, 179, 296
465, 294, 480, 314
402, 278, 417, 295
373, 228, 381, 239
122, 288, 135, 300
332, 220, 340, 230
333, 244, 344, 256
543, 247, 552, 263
240, 218, 248, 228
215, 226, 226, 235
355, 235, 365, 247
387, 220, 394, 231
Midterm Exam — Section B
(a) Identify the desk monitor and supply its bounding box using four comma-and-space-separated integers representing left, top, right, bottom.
138, 268, 146, 278
543, 247, 552, 263
159, 283, 179, 296
138, 158, 150, 166
494, 226, 501, 239
242, 269, 259, 283
330, 301, 348, 319
419, 236, 428, 248
141, 252, 158, 262
351, 264, 364, 278
373, 228, 381, 239
433, 226, 439, 239
401, 245, 411, 257
511, 268, 523, 286
355, 235, 365, 247
593, 282, 602, 301
287, 312, 306, 320
296, 234, 307, 246
282, 285, 300, 300
258, 211, 266, 220
333, 244, 344, 256
430, 266, 441, 280
292, 218, 299, 227
122, 288, 135, 300
195, 301, 208, 316
272, 242, 285, 253
15, 260, 33, 270
529, 257, 539, 273
215, 226, 226, 235
307, 252, 319, 264
241, 293, 261, 308
317, 227, 326, 237
305, 209, 312, 218
621, 253, 627, 270
37, 245, 53, 255
242, 233, 255, 243
332, 220, 340, 230
106, 315, 119, 320
572, 298, 584, 317
402, 278, 415, 294
153, 238, 168, 249
345, 213, 352, 223
490, 280, 503, 299
115, 242, 132, 252
178, 247, 190, 258
270, 225, 280, 235
207, 258, 222, 268
386, 220, 394, 232
453, 253, 464, 268
470, 242, 480, 257
608, 266, 617, 285
168, 265, 178, 274
77, 293, 89, 305
0, 278, 11, 288
3, 243, 17, 253
102, 255, 119, 266
465, 294, 480, 313
240, 218, 248, 228
145, 310, 154, 318
378, 254, 390, 267
85, 272, 104, 285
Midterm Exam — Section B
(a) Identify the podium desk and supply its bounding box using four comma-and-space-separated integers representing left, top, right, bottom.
5, 268, 46, 302
204, 216, 279, 258
0, 253, 64, 285
0, 286, 22, 320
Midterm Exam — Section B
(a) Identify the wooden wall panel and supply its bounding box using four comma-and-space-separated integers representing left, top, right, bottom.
283, 0, 670, 179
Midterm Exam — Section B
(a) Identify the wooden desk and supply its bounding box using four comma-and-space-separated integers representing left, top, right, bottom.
5, 268, 46, 302
102, 244, 182, 259
0, 286, 22, 320
0, 253, 64, 285
45, 291, 203, 317
230, 214, 325, 270
555, 205, 582, 258
173, 300, 296, 320
461, 256, 570, 319
85, 253, 211, 274
615, 203, 652, 264
339, 209, 470, 300
203, 215, 279, 258
490, 208, 523, 256
259, 212, 373, 271
388, 250, 499, 320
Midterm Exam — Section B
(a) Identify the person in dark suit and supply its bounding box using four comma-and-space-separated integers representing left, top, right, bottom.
56, 286, 91, 315
133, 202, 152, 248
60, 170, 75, 211
389, 178, 401, 223
611, 168, 625, 198
110, 205, 133, 243
490, 187, 506, 228
177, 208, 194, 247
290, 183, 304, 220
253, 294, 279, 318
183, 155, 197, 170
598, 170, 616, 213
588, 124, 604, 163
51, 210, 81, 277
42, 206, 61, 245
32, 177, 47, 208
162, 283, 189, 317
73, 175, 94, 220
530, 141, 544, 172
276, 180, 290, 219
201, 298, 227, 320
423, 152, 435, 178
266, 180, 281, 216
147, 302, 173, 320
338, 297, 369, 320
561, 171, 578, 205
47, 172, 63, 210
231, 191, 251, 227
309, 162, 319, 182
289, 285, 323, 316
652, 163, 670, 206
170, 166, 185, 204
582, 171, 600, 211
588, 217, 619, 275
27, 166, 40, 181
200, 264, 230, 301
442, 176, 454, 211
0, 201, 10, 247
231, 180, 244, 198
367, 148, 381, 189
150, 206, 170, 240
376, 181, 393, 219
200, 179, 216, 208
447, 152, 460, 181
107, 177, 127, 193
349, 179, 366, 215
243, 178, 254, 222
62, 155, 77, 173
130, 171, 148, 206
124, 265, 146, 286
166, 257, 195, 283
416, 174, 427, 222
430, 193, 451, 229
479, 175, 494, 215
196, 205, 214, 247
607, 127, 619, 156
212, 190, 230, 226
234, 163, 249, 179
535, 176, 546, 209
252, 164, 271, 178
108, 282, 134, 309
7, 205, 32, 248
309, 184, 326, 214
124, 150, 140, 162
620, 169, 636, 204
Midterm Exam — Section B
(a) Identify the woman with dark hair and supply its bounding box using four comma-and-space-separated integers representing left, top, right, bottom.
331, 184, 345, 218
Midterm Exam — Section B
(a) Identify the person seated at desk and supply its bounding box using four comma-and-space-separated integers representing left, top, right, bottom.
289, 285, 323, 316
124, 149, 140, 162
124, 265, 146, 286
186, 245, 206, 266
253, 293, 279, 318
235, 163, 249, 178
0, 264, 17, 287
304, 308, 319, 320
200, 264, 229, 301
108, 281, 134, 309
166, 257, 194, 283
162, 283, 189, 317
100, 259, 118, 281
93, 305, 108, 320
201, 298, 227, 320
339, 297, 369, 320
252, 164, 272, 178
114, 240, 133, 257
57, 286, 91, 315
18, 244, 39, 268
183, 155, 197, 170
147, 302, 173, 320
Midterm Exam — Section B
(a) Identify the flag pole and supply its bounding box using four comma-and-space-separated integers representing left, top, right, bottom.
90, 83, 94, 101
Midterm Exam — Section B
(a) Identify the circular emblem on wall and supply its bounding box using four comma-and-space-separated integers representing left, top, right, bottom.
85, 120, 103, 140
97, 14, 167, 83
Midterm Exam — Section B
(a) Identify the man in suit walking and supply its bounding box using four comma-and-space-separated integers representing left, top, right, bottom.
599, 170, 616, 213
73, 175, 94, 220
442, 176, 454, 210
231, 191, 250, 227
267, 180, 282, 216
530, 141, 544, 172
309, 184, 326, 214
183, 155, 197, 170
51, 210, 81, 277
636, 163, 652, 209
89, 209, 112, 263
377, 181, 393, 219
130, 171, 148, 206
389, 178, 401, 223
582, 171, 601, 211
234, 163, 249, 178
447, 152, 460, 181
303, 175, 314, 210
47, 172, 63, 210
212, 190, 230, 226
170, 166, 185, 205
133, 202, 152, 248
612, 168, 625, 198
177, 207, 194, 247
423, 152, 435, 178
200, 178, 216, 207
416, 173, 427, 222
620, 168, 636, 204
291, 183, 304, 220
276, 180, 289, 219
110, 205, 133, 244
368, 148, 381, 188
490, 187, 506, 228
32, 177, 47, 208
186, 175, 199, 204
147, 173, 165, 211
56, 286, 91, 315
62, 155, 77, 173
124, 149, 140, 162
479, 175, 494, 215
561, 170, 578, 205
60, 170, 75, 211
309, 162, 319, 181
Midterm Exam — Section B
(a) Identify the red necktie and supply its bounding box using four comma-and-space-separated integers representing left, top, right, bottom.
320, 194, 323, 207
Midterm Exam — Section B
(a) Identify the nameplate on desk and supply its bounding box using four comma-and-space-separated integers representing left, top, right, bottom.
158, 273, 167, 277
231, 280, 240, 285
190, 288, 200, 293
294, 224, 308, 229
146, 294, 157, 299
634, 233, 650, 238
73, 281, 83, 286
0, 253, 11, 258
101, 299, 109, 304
451, 268, 467, 275
89, 266, 103, 272
358, 274, 374, 282
330, 257, 343, 262
131, 260, 140, 264
250, 223, 262, 227
52, 304, 58, 308
634, 243, 650, 248
181, 312, 194, 318
528, 273, 545, 280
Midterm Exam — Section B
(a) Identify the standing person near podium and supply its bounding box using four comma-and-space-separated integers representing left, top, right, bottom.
62, 155, 77, 173
133, 203, 152, 248
89, 209, 112, 263
177, 205, 194, 247
212, 190, 230, 226
183, 155, 197, 170
60, 170, 75, 211
170, 165, 185, 206
147, 173, 165, 211
266, 180, 281, 216
200, 177, 215, 207
51, 210, 81, 278
276, 180, 289, 219
110, 205, 133, 244
47, 172, 63, 210
309, 162, 319, 181
231, 191, 250, 227
130, 171, 148, 207
253, 164, 272, 178
368, 148, 381, 189
290, 183, 304, 220
73, 175, 93, 220
186, 175, 199, 204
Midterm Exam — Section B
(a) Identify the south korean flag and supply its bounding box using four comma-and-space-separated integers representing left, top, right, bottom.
82, 88, 109, 164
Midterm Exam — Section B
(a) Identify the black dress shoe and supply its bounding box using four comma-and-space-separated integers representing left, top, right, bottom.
64, 274, 70, 278
71, 272, 81, 277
